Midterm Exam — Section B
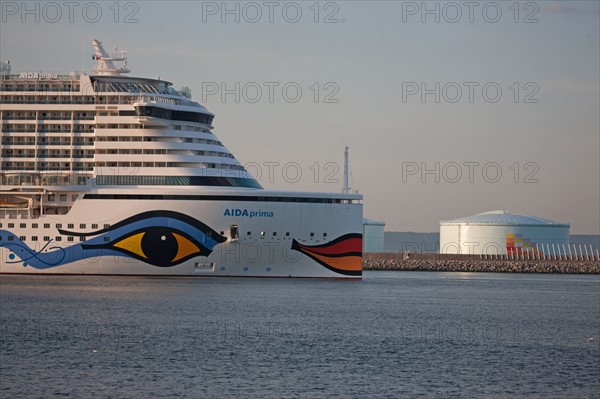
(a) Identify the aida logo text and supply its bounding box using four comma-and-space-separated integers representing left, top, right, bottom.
223, 209, 274, 218
19, 72, 58, 79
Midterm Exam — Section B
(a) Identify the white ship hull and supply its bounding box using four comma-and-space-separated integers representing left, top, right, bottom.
1, 187, 363, 278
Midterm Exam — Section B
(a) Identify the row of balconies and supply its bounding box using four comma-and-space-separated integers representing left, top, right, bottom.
1, 162, 246, 174
1, 86, 79, 92
2, 129, 94, 134
0, 172, 91, 187
2, 140, 95, 146
1, 163, 94, 171
2, 136, 227, 146
1, 151, 236, 162
1, 111, 95, 118
1, 96, 136, 105
1, 155, 95, 159
0, 116, 95, 121
3, 120, 94, 125
3, 149, 87, 154
1, 97, 96, 104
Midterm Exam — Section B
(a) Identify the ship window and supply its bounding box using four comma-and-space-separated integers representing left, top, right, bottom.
56, 224, 62, 228
67, 237, 74, 242
285, 232, 290, 237
247, 232, 251, 236
32, 224, 38, 228
55, 237, 62, 242
310, 233, 314, 237
323, 233, 327, 237
272, 232, 277, 237
68, 224, 74, 229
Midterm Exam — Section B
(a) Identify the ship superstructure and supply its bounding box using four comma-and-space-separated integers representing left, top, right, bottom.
0, 39, 363, 277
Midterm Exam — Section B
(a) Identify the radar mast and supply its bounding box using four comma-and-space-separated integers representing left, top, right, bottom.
91, 38, 130, 75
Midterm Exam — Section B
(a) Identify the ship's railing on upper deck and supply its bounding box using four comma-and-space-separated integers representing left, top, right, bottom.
129, 95, 200, 108
1, 87, 78, 92
1, 172, 92, 186
93, 81, 167, 95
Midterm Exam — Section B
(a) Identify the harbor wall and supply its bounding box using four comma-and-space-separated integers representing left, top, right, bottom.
363, 253, 600, 274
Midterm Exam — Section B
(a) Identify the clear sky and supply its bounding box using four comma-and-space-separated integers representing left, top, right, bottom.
1, 1, 599, 233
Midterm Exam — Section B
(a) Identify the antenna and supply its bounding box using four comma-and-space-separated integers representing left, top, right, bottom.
343, 146, 349, 194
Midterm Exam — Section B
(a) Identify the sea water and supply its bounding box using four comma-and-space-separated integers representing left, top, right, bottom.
1, 272, 598, 398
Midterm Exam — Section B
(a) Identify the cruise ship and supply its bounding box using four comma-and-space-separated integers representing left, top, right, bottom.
0, 39, 363, 278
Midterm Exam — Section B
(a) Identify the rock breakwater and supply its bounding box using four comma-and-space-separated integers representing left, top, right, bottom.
363, 254, 600, 274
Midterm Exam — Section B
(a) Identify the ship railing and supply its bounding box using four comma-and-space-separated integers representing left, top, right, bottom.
0, 88, 77, 92
129, 95, 194, 106
2, 116, 95, 121
0, 173, 92, 186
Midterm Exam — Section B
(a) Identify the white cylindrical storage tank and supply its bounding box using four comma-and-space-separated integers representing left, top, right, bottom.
363, 218, 385, 253
440, 210, 570, 256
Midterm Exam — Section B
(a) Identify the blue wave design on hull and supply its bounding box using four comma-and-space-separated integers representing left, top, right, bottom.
1, 232, 115, 269
0, 211, 227, 269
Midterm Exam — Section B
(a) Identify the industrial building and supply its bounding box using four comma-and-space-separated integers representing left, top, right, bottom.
363, 218, 385, 253
440, 210, 570, 256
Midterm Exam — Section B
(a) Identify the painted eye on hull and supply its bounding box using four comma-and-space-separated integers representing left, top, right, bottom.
109, 227, 206, 267
58, 210, 227, 268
